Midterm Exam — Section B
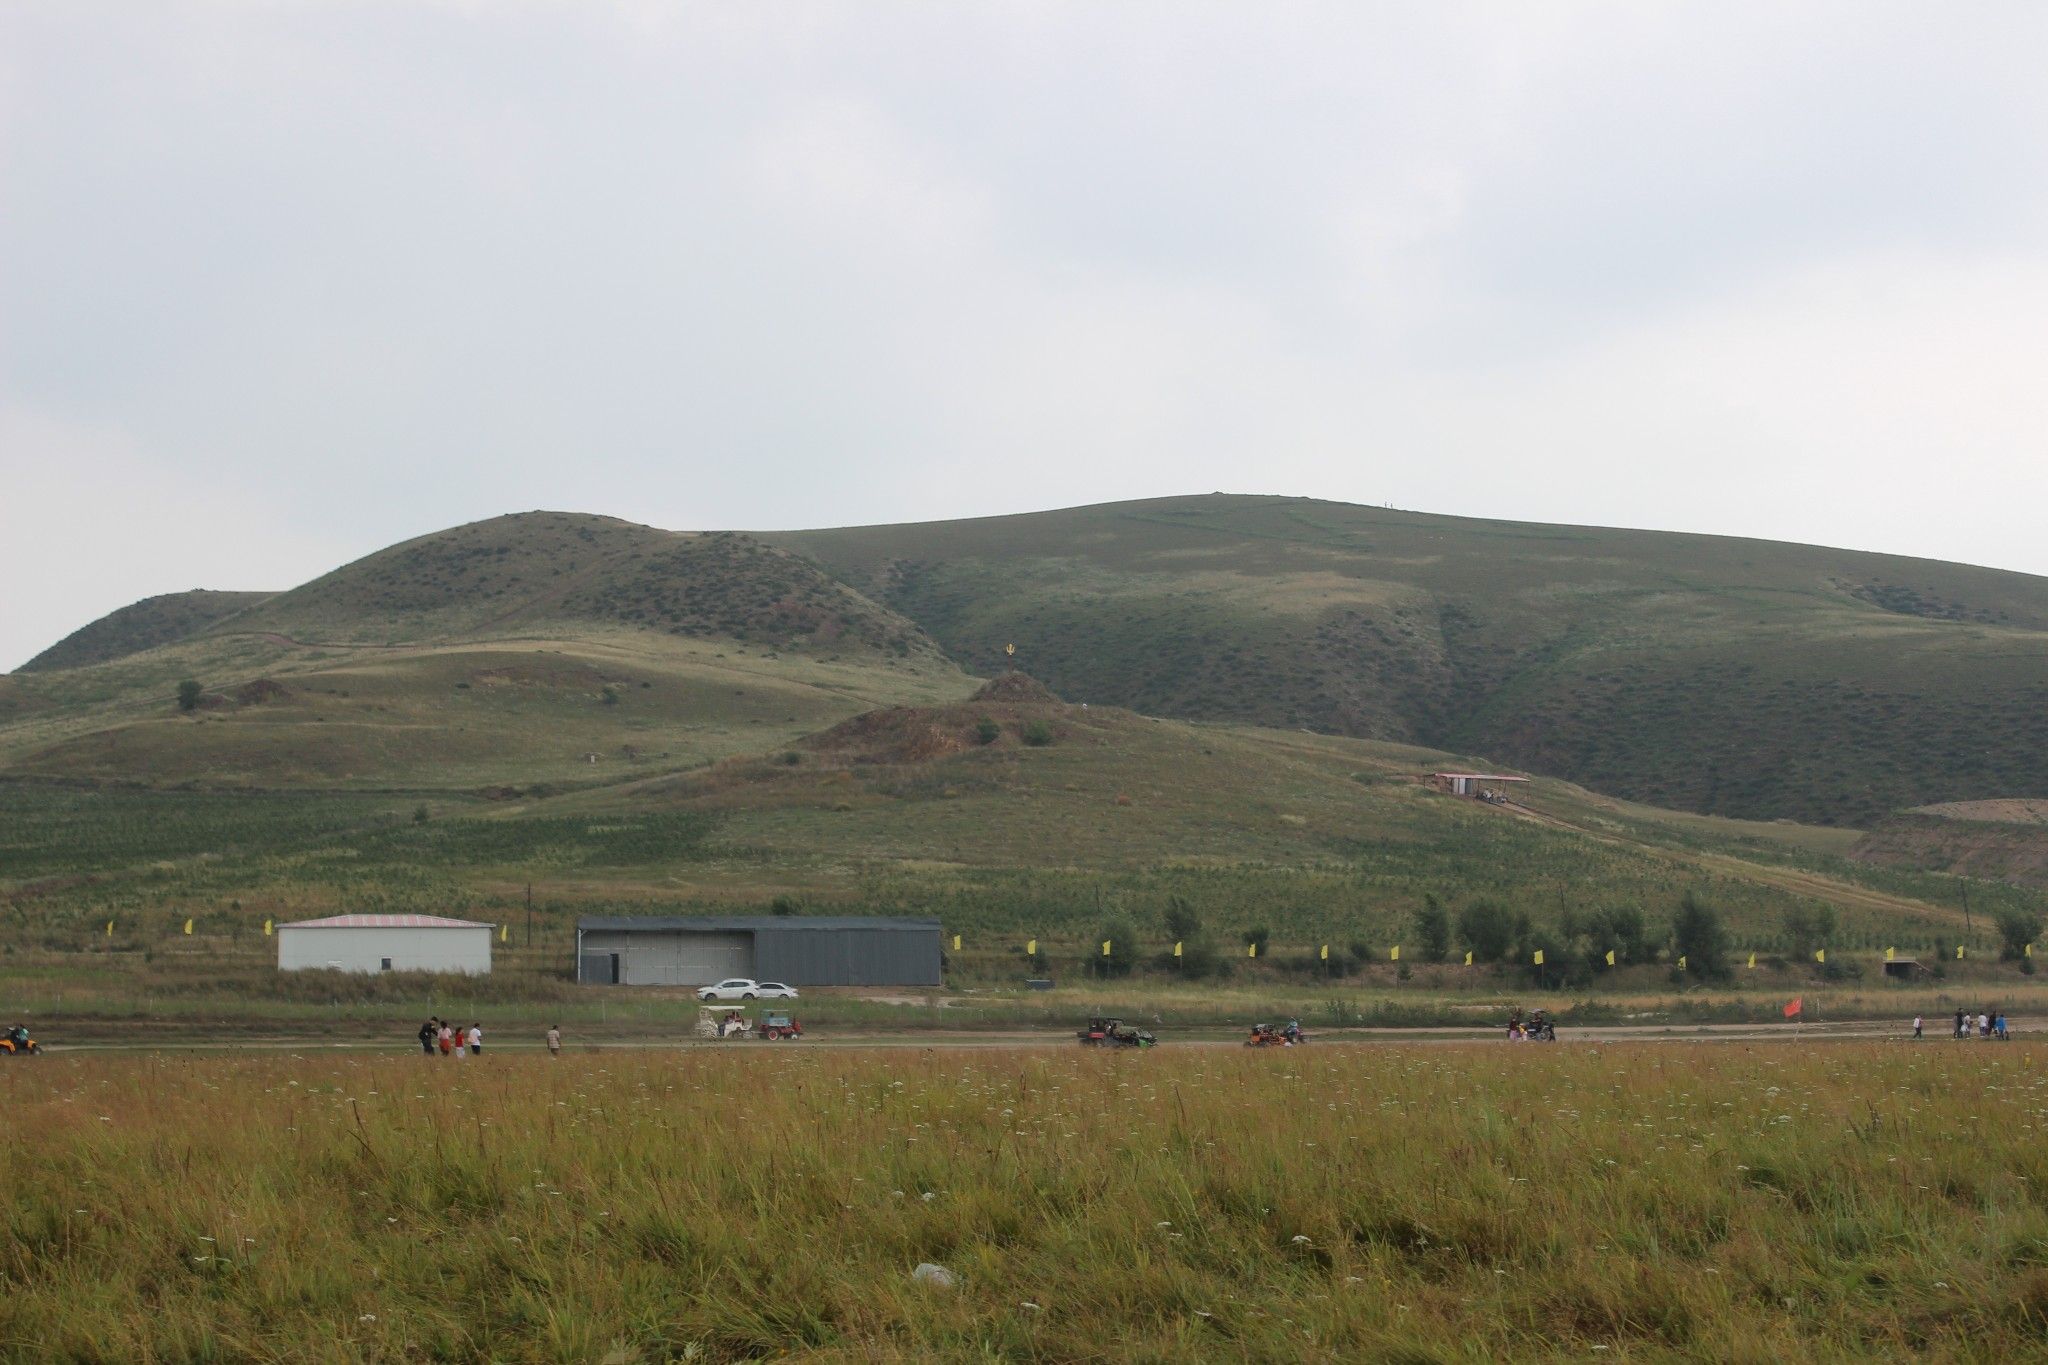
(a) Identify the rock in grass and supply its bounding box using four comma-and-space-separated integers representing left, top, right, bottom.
911, 1262, 957, 1289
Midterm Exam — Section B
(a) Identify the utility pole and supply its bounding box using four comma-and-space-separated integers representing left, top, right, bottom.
526, 882, 533, 948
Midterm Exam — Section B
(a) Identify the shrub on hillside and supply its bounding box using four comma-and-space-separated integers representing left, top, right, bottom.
1412, 894, 1451, 963
1021, 721, 1054, 747
974, 718, 1001, 746
1456, 900, 1515, 964
176, 679, 203, 712
1997, 908, 2044, 963
1671, 889, 1731, 979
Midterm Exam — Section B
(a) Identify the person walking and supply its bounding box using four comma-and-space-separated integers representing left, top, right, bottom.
1980, 1012, 1992, 1039
438, 1021, 454, 1056
1955, 1009, 1967, 1039
546, 1024, 561, 1058
418, 1018, 437, 1055
467, 1022, 482, 1056
1913, 1015, 1923, 1040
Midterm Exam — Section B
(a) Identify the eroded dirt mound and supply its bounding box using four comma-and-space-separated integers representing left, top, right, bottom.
804, 707, 978, 764
971, 672, 1061, 704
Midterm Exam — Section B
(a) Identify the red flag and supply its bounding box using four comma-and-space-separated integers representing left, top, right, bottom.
1784, 997, 1803, 1018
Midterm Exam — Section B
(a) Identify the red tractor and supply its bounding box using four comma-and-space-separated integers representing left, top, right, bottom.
760, 1012, 804, 1041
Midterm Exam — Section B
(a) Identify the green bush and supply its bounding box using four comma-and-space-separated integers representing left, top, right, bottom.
975, 718, 1001, 746
1021, 721, 1054, 747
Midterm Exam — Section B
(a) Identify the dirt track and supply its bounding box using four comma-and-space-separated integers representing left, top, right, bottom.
32, 1017, 2021, 1055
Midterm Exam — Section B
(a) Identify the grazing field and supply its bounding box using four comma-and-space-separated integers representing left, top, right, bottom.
6, 1045, 2048, 1361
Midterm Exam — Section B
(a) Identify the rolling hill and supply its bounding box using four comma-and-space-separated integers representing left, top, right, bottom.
0, 513, 970, 789
19, 589, 275, 672
770, 494, 2048, 825
9, 495, 2047, 826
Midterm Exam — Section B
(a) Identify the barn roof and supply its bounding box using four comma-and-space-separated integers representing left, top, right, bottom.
280, 914, 496, 930
577, 915, 941, 933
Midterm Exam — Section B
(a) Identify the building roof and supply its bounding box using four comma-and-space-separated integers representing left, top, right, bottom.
1431, 772, 1530, 781
280, 914, 497, 930
577, 915, 942, 933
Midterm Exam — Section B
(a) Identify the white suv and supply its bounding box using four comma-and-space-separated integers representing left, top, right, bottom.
698, 978, 799, 1002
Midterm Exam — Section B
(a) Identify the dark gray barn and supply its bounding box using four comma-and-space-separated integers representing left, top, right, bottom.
574, 916, 943, 987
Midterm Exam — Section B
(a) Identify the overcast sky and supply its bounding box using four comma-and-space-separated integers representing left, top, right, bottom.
4, 3, 2045, 669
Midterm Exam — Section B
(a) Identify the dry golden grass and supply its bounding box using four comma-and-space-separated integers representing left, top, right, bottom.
6, 1043, 2048, 1361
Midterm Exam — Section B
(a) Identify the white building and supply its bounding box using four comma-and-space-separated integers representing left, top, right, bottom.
276, 913, 495, 975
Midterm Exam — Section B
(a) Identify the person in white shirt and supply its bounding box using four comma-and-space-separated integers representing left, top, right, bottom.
467, 1023, 483, 1055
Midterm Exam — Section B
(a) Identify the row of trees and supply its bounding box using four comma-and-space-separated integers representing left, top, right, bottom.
1072, 894, 2047, 985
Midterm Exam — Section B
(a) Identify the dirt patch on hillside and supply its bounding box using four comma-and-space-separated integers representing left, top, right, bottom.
233, 678, 292, 705
1853, 812, 2048, 887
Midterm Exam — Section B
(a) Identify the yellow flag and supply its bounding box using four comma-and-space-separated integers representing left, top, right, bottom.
105, 920, 114, 937
951, 934, 961, 951
182, 918, 193, 936
1248, 942, 1258, 959
1747, 952, 1756, 969
1464, 951, 1473, 966
1678, 955, 1688, 970
1604, 949, 1615, 967
2029, 944, 2036, 959
1026, 938, 1037, 955
1101, 940, 1111, 957
263, 918, 273, 936
500, 924, 509, 943
1885, 946, 1895, 962
1532, 949, 1544, 966
1319, 944, 1329, 961
1173, 941, 1183, 958
1957, 944, 1966, 960
1390, 945, 1400, 962
1814, 948, 1825, 964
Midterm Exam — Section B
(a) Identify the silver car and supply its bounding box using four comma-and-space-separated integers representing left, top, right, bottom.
698, 978, 800, 1002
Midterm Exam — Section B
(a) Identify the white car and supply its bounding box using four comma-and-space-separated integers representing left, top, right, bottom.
698, 978, 799, 1002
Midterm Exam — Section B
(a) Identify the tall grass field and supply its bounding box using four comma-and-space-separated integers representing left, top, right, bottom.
7, 1043, 2048, 1360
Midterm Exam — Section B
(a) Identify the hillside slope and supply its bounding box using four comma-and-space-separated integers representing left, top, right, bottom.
1854, 801, 2048, 888
770, 495, 2048, 825
0, 512, 969, 790
224, 511, 946, 662
18, 590, 275, 672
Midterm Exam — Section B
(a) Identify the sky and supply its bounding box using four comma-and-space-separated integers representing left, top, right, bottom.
3, 2, 2045, 669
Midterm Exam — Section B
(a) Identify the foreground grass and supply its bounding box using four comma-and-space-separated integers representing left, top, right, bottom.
6, 1046, 2048, 1361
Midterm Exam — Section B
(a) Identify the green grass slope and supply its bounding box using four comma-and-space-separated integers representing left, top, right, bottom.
222, 511, 946, 662
4, 678, 2025, 968
769, 494, 2048, 825
1, 513, 969, 789
17, 589, 275, 672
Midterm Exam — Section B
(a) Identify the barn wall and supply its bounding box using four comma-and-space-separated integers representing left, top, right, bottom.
576, 929, 755, 985
277, 927, 492, 975
754, 927, 941, 986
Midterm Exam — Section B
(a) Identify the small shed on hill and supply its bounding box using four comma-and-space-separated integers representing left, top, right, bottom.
575, 916, 942, 987
277, 914, 495, 975
1429, 772, 1530, 799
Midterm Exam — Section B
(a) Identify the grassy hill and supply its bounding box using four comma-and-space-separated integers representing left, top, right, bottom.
12, 496, 2047, 825
770, 494, 2048, 825
7, 675, 2028, 978
0, 512, 969, 790
17, 589, 274, 672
